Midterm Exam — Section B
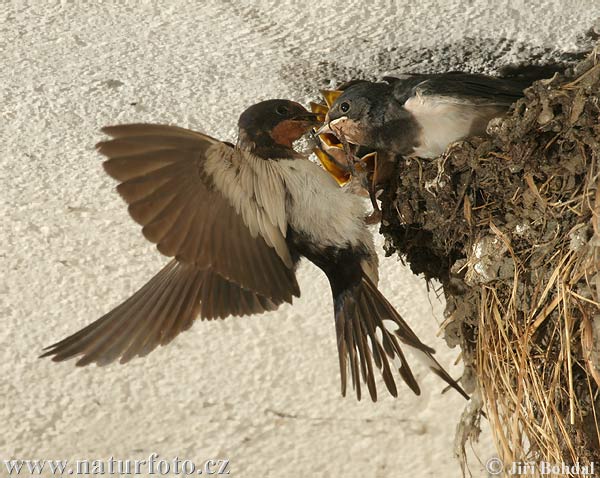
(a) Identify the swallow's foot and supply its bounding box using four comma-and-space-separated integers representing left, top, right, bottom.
365, 209, 382, 225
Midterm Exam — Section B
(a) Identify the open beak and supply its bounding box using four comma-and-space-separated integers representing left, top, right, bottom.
309, 89, 368, 187
316, 120, 333, 136
309, 102, 328, 123
314, 111, 344, 152
314, 148, 351, 186
320, 89, 343, 107
311, 109, 349, 185
316, 116, 350, 137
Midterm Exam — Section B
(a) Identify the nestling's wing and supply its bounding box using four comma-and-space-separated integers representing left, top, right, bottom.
41, 124, 300, 366
410, 72, 527, 106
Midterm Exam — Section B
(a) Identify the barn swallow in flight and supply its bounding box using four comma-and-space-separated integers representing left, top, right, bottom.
41, 99, 468, 402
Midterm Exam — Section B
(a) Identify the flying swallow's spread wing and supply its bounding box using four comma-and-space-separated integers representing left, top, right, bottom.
42, 124, 300, 366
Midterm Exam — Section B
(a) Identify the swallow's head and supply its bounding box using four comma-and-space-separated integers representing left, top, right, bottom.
320, 82, 390, 147
238, 99, 319, 154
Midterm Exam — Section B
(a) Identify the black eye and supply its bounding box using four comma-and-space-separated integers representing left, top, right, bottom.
276, 104, 290, 115
340, 102, 350, 113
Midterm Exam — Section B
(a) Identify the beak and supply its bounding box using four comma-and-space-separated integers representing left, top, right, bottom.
310, 102, 328, 123
320, 89, 343, 107
316, 122, 333, 135
314, 148, 351, 186
316, 115, 350, 136
318, 131, 342, 148
310, 89, 354, 186
292, 112, 321, 126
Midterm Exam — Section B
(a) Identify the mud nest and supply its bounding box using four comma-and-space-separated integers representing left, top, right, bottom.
380, 48, 600, 473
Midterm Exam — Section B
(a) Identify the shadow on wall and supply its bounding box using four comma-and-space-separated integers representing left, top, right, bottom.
281, 31, 599, 93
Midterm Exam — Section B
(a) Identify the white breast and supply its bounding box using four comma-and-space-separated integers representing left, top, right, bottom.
404, 93, 481, 158
276, 159, 371, 250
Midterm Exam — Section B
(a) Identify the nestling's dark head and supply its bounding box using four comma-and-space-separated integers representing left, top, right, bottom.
237, 99, 319, 157
323, 82, 392, 147
328, 82, 391, 122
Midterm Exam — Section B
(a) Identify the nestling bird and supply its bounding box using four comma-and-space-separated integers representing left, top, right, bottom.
41, 99, 468, 402
320, 71, 551, 159
315, 68, 561, 217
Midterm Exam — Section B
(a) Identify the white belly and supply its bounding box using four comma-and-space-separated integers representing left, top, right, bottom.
404, 94, 479, 158
276, 159, 369, 249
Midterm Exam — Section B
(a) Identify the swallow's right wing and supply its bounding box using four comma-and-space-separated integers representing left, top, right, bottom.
41, 124, 299, 366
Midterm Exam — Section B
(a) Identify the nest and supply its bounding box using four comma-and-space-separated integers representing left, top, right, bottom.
380, 48, 600, 474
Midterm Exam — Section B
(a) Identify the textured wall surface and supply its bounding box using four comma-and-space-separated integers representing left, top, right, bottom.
2, 2, 598, 477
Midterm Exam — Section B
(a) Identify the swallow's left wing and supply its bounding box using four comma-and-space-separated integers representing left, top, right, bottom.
95, 124, 298, 302
41, 124, 300, 366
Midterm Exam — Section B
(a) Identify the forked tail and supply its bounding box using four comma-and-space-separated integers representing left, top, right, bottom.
333, 273, 469, 402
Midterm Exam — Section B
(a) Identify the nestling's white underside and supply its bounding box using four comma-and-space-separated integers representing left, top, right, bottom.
404, 93, 502, 158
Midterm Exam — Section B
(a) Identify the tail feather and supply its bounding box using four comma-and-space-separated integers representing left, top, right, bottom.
363, 278, 470, 400
498, 62, 566, 85
333, 274, 469, 401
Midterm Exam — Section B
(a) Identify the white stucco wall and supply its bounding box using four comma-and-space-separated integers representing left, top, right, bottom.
2, 2, 597, 477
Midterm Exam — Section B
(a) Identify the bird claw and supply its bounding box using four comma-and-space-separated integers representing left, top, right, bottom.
365, 209, 382, 225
